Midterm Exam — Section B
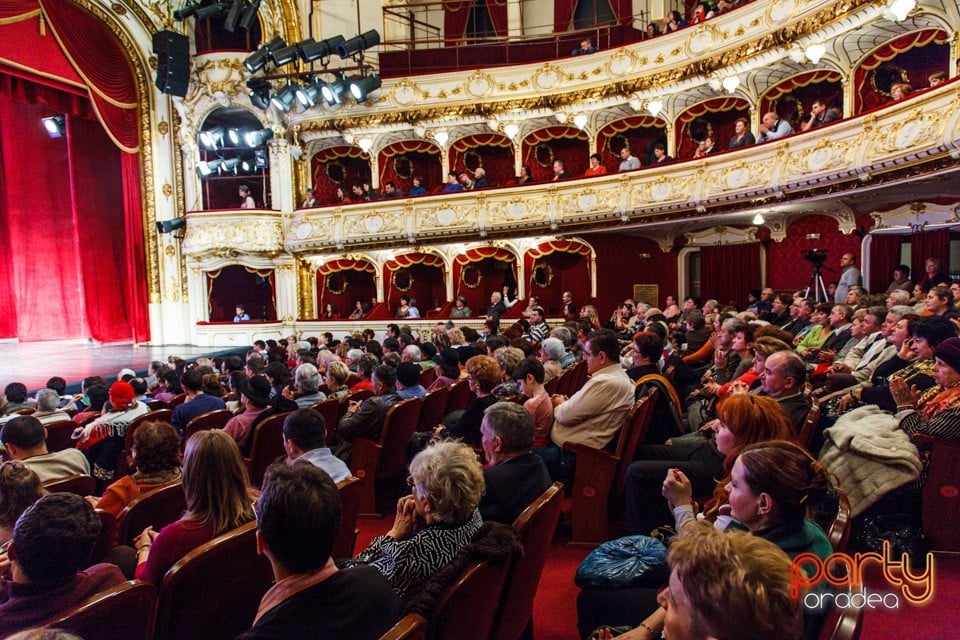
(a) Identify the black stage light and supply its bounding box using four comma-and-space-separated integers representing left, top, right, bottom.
243, 36, 285, 73
270, 82, 299, 112
196, 159, 221, 177
199, 126, 224, 149
321, 78, 348, 105
223, 0, 246, 32
156, 217, 187, 234
195, 2, 228, 20
239, 0, 261, 30
247, 78, 272, 110
337, 29, 381, 59
173, 3, 198, 20
270, 42, 300, 67
41, 115, 66, 138
348, 74, 381, 102
300, 35, 344, 62
296, 79, 323, 108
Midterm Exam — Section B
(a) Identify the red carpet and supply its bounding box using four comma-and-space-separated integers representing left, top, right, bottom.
357, 518, 959, 640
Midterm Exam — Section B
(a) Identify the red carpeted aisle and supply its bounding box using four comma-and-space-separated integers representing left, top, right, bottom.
356, 518, 959, 640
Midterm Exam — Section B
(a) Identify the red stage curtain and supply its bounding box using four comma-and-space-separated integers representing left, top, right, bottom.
379, 141, 442, 193
207, 266, 276, 322
854, 29, 949, 113
523, 240, 592, 313
597, 115, 667, 169
39, 0, 139, 152
453, 248, 517, 313
700, 243, 761, 308
310, 147, 371, 205
676, 97, 749, 158
444, 0, 472, 42
869, 234, 903, 293
911, 228, 951, 283
384, 253, 447, 312
316, 260, 377, 318
450, 134, 514, 185
520, 126, 589, 181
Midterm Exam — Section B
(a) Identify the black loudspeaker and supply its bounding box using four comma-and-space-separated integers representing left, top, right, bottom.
153, 30, 190, 98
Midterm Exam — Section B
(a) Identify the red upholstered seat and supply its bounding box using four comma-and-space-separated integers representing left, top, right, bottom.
333, 476, 362, 559
310, 397, 342, 446
44, 420, 78, 452
35, 580, 158, 640
445, 379, 472, 414
42, 474, 95, 496
429, 558, 511, 640
115, 481, 186, 548
418, 387, 448, 432
243, 411, 290, 488
379, 613, 427, 640
182, 409, 233, 445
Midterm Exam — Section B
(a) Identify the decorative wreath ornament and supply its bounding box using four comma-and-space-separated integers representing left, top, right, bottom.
605, 134, 630, 157
463, 150, 482, 172
393, 155, 414, 181
391, 267, 413, 292
461, 264, 482, 289
325, 272, 348, 295
531, 262, 553, 288
534, 143, 554, 168
326, 160, 345, 184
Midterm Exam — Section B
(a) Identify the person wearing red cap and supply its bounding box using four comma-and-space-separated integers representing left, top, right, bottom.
75, 380, 150, 486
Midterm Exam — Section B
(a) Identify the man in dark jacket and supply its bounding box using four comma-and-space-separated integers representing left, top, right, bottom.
334, 365, 399, 464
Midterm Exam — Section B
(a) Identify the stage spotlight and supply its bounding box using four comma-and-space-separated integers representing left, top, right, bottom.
300, 35, 344, 62
337, 29, 380, 59
296, 79, 323, 108
243, 36, 285, 73
241, 158, 254, 172
223, 0, 246, 32
199, 127, 224, 149
227, 128, 245, 146
270, 42, 301, 67
173, 3, 199, 20
196, 159, 222, 177
220, 157, 241, 173
321, 78, 348, 105
156, 217, 187, 234
41, 115, 65, 138
244, 128, 274, 147
348, 74, 381, 102
239, 0, 261, 30
246, 78, 271, 110
271, 83, 299, 112
195, 2, 228, 20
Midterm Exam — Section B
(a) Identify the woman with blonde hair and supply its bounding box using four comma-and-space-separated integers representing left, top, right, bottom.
579, 304, 601, 330
351, 440, 484, 598
325, 360, 351, 399
134, 430, 256, 585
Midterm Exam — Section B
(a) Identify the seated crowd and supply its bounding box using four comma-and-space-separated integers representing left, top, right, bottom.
1, 252, 958, 639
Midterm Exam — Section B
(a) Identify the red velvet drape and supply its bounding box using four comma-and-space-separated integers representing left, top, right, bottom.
384, 254, 447, 312
677, 97, 749, 158
316, 261, 377, 318
378, 141, 442, 193
207, 266, 276, 322
450, 134, 514, 186
453, 249, 518, 313
854, 29, 950, 113
310, 147, 371, 205
763, 215, 868, 292
700, 243, 762, 308
597, 116, 667, 170
487, 0, 508, 35
759, 70, 843, 126
523, 241, 592, 314
520, 126, 589, 181
555, 0, 575, 31
869, 234, 903, 293
444, 0, 472, 42
911, 228, 951, 283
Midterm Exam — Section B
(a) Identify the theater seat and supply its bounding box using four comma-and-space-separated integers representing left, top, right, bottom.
34, 580, 158, 640
154, 521, 274, 640
429, 558, 511, 640
243, 411, 289, 488
333, 476, 362, 559
42, 474, 95, 497
115, 482, 186, 547
564, 388, 658, 546
44, 420, 78, 452
379, 613, 427, 640
418, 387, 448, 432
182, 409, 233, 445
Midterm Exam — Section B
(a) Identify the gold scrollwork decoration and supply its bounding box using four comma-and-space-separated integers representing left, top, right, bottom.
391, 267, 414, 292
326, 272, 348, 295
461, 264, 482, 289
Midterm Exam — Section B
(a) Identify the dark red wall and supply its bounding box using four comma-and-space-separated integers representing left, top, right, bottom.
764, 215, 868, 292
590, 233, 679, 318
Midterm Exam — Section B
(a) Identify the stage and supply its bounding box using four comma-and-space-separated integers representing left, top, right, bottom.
0, 341, 243, 392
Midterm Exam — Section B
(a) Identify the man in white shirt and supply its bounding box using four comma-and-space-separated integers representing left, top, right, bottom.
618, 147, 641, 171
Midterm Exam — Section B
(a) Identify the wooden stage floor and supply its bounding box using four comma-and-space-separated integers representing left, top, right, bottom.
0, 341, 240, 392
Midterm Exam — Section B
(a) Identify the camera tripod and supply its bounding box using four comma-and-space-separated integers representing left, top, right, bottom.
804, 262, 830, 303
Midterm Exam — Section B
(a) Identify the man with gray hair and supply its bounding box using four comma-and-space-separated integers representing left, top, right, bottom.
291, 363, 327, 409
549, 326, 577, 369
30, 389, 70, 425
478, 402, 551, 524
539, 338, 565, 382
401, 344, 422, 363
886, 289, 910, 308
345, 348, 364, 373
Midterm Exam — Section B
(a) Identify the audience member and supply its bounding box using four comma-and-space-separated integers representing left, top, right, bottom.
516, 357, 554, 448
238, 185, 256, 209
928, 71, 947, 88
350, 440, 483, 599
885, 264, 912, 294
728, 117, 755, 148
585, 153, 607, 176
552, 160, 568, 181
0, 493, 125, 635
1, 416, 90, 483
756, 111, 792, 142
618, 147, 641, 171
692, 135, 715, 158
890, 82, 912, 101
0, 461, 43, 548
28, 390, 69, 426
238, 461, 401, 639
800, 99, 840, 131
301, 188, 318, 208
478, 402, 551, 524
281, 410, 351, 483
223, 375, 272, 452
408, 176, 426, 196
395, 362, 426, 400
450, 296, 472, 318
517, 165, 535, 184
759, 351, 809, 430
571, 38, 597, 56
169, 369, 227, 438
834, 252, 862, 303
2, 384, 31, 416
135, 430, 256, 585
651, 143, 672, 164
473, 167, 490, 188
334, 365, 400, 463
441, 172, 462, 193
382, 181, 404, 198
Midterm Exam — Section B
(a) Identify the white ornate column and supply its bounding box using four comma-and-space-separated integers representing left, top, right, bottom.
270, 132, 294, 212
272, 258, 299, 324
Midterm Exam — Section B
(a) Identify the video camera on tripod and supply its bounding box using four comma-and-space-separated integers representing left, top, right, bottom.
802, 249, 829, 302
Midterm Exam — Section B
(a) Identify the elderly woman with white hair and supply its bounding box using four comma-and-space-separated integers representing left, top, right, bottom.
283, 363, 327, 408
350, 440, 484, 599
29, 389, 70, 425
538, 337, 565, 382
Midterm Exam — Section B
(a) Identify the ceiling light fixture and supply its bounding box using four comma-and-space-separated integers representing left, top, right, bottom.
804, 43, 826, 64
